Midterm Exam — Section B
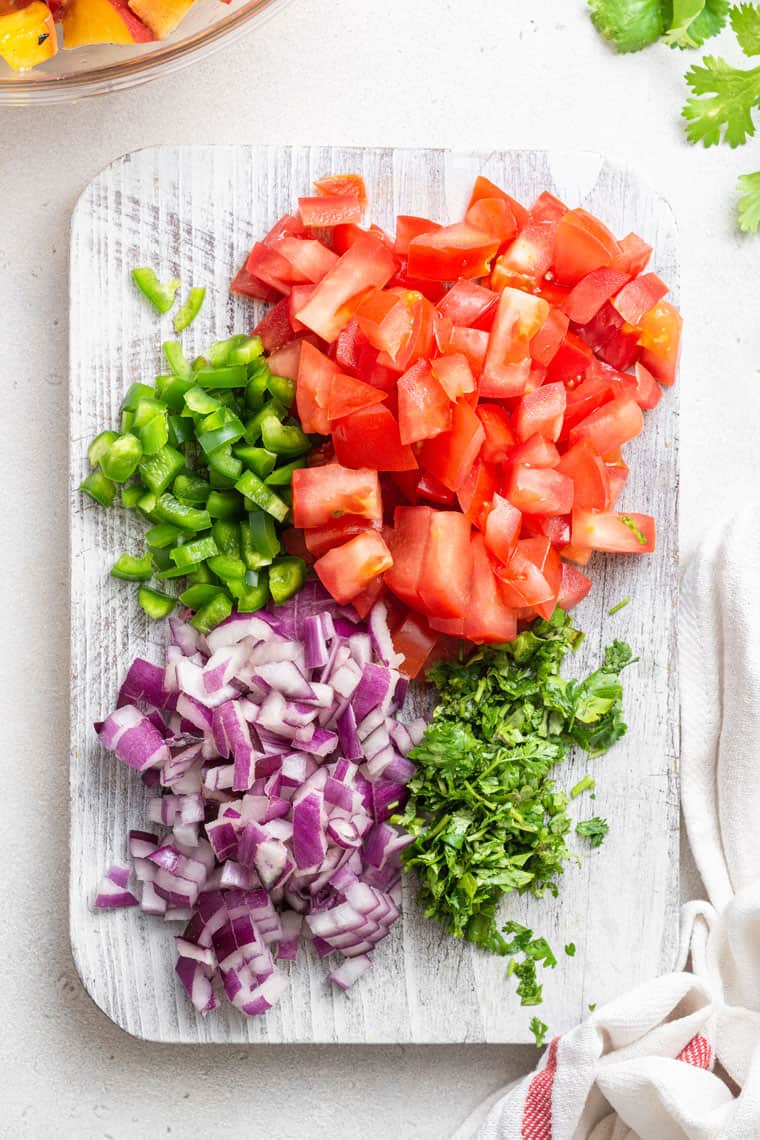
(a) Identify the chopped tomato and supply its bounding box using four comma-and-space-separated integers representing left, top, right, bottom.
418, 510, 472, 618
384, 506, 432, 608
484, 493, 521, 564
563, 267, 630, 325
263, 213, 308, 247
386, 294, 436, 371
315, 530, 393, 603
247, 241, 305, 290
562, 365, 615, 434
569, 395, 644, 454
351, 577, 386, 618
457, 461, 500, 528
464, 534, 518, 644
420, 399, 485, 492
529, 190, 568, 222
299, 196, 363, 227
355, 287, 416, 357
612, 272, 668, 326
496, 537, 558, 614
407, 222, 500, 282
278, 237, 339, 283
561, 543, 592, 566
481, 288, 550, 398
397, 360, 453, 444
289, 283, 316, 331
437, 279, 498, 327
630, 361, 662, 410
557, 562, 593, 610
613, 232, 653, 277
576, 301, 642, 372
416, 471, 457, 506
545, 329, 594, 384
506, 465, 574, 516
444, 325, 489, 376
553, 208, 621, 285
394, 215, 441, 255
637, 300, 681, 387
392, 611, 439, 678
477, 404, 515, 464
304, 515, 378, 558
296, 233, 398, 342
326, 371, 387, 421
231, 261, 281, 303
267, 339, 303, 381
571, 508, 655, 554
313, 173, 368, 208
291, 464, 381, 528
514, 381, 566, 443
334, 318, 367, 373
333, 404, 418, 471
465, 197, 519, 243
331, 223, 370, 256
431, 353, 476, 400
296, 341, 334, 434
467, 175, 529, 228
556, 438, 610, 510
491, 220, 556, 287
254, 298, 298, 354
529, 308, 569, 367
509, 433, 560, 468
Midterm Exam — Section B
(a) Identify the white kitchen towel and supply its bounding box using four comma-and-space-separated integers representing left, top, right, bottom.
453, 507, 760, 1140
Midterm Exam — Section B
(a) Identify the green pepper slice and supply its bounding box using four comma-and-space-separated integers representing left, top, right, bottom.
173, 286, 206, 334
132, 268, 181, 315
100, 434, 143, 483
80, 470, 116, 507
111, 553, 153, 581
138, 585, 177, 619
269, 556, 307, 604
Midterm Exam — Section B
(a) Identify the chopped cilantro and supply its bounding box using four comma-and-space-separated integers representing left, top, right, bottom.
571, 775, 596, 798
608, 597, 630, 615
738, 170, 760, 231
576, 817, 609, 848
565, 942, 577, 957
530, 1016, 549, 1048
588, 1002, 597, 1012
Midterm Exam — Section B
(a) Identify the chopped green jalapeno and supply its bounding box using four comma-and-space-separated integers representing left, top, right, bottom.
173, 472, 211, 505
191, 592, 232, 633
180, 583, 225, 609
266, 374, 296, 407
173, 286, 206, 334
110, 553, 153, 581
137, 585, 177, 619
100, 434, 143, 483
234, 470, 289, 522
163, 340, 194, 381
154, 493, 211, 532
265, 457, 307, 485
138, 445, 184, 495
80, 470, 116, 507
269, 556, 307, 604
233, 445, 277, 478
207, 554, 247, 581
120, 484, 145, 509
193, 363, 248, 390
88, 430, 119, 467
170, 535, 219, 570
145, 522, 184, 549
132, 268, 180, 315
260, 418, 310, 457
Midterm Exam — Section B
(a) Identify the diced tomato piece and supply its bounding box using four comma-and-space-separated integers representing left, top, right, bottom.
476, 404, 515, 464
385, 506, 433, 608
457, 461, 500, 528
292, 464, 382, 529
637, 300, 681, 387
408, 222, 500, 282
288, 283, 316, 331
561, 364, 615, 434
386, 295, 436, 371
416, 471, 457, 506
514, 381, 566, 443
247, 242, 307, 290
254, 298, 299, 354
295, 341, 334, 434
437, 279, 498, 327
491, 220, 556, 288
481, 288, 550, 398
571, 508, 655, 554
569, 395, 644, 454
331, 224, 369, 256
397, 359, 453, 445
631, 362, 662, 410
557, 562, 593, 611
352, 340, 399, 393
277, 236, 339, 284
464, 533, 518, 644
561, 543, 592, 566
529, 190, 568, 222
506, 465, 574, 516
522, 513, 571, 547
299, 196, 363, 227
575, 300, 642, 372
496, 538, 557, 613
394, 215, 441, 256
444, 325, 489, 376
553, 208, 621, 285
556, 438, 610, 510
420, 399, 485, 492
296, 233, 398, 343
562, 267, 630, 325
431, 353, 476, 401
613, 232, 653, 277
355, 287, 416, 357
418, 510, 472, 618
519, 537, 562, 620
509, 434, 560, 468
392, 611, 440, 678
263, 213, 308, 247
351, 577, 385, 619
313, 173, 368, 208
545, 330, 594, 384
612, 272, 668, 326
529, 308, 569, 367
304, 515, 378, 558
605, 451, 629, 507
315, 530, 393, 603
230, 261, 281, 303
484, 493, 521, 564
467, 175, 529, 228
267, 339, 303, 381
333, 404, 418, 471
327, 371, 387, 421
465, 197, 520, 243
334, 318, 368, 373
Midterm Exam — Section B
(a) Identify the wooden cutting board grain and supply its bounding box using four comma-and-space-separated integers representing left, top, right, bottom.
69, 145, 679, 1044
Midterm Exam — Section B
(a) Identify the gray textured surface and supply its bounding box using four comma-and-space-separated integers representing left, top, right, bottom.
1, 0, 753, 1132
70, 145, 678, 1045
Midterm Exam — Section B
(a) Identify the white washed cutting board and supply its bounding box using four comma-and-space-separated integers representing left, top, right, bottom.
69, 145, 679, 1044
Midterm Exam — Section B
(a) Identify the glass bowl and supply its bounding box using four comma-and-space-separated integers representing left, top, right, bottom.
0, 0, 292, 105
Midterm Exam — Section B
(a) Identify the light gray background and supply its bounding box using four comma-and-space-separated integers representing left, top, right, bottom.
1, 1, 749, 1136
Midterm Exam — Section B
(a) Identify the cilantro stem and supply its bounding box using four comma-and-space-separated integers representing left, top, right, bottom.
608, 597, 630, 615
571, 775, 596, 798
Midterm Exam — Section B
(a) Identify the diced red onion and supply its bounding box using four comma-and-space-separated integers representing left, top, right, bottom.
95, 865, 139, 909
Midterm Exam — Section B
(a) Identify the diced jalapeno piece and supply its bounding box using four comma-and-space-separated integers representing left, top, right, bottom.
193, 363, 247, 390
173, 472, 211, 505
269, 556, 307, 604
168, 415, 195, 446
248, 509, 281, 560
266, 374, 296, 407
180, 583, 225, 609
138, 445, 184, 495
207, 445, 243, 480
184, 386, 222, 416
228, 571, 269, 612
100, 434, 143, 483
233, 445, 277, 478
138, 585, 177, 619
120, 382, 155, 412
207, 554, 247, 581
169, 535, 219, 570
154, 493, 211, 532
145, 522, 184, 549
88, 430, 119, 467
260, 418, 310, 457
206, 490, 244, 520
120, 484, 145, 509
173, 287, 206, 334
80, 470, 116, 507
163, 340, 194, 382
265, 458, 307, 486
244, 399, 286, 444
131, 268, 180, 315
212, 519, 242, 556
111, 553, 153, 581
234, 470, 289, 522
191, 593, 233, 633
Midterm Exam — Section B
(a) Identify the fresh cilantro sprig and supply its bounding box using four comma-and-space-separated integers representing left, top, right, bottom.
530, 1017, 549, 1048
394, 609, 632, 954
588, 0, 729, 53
576, 817, 610, 848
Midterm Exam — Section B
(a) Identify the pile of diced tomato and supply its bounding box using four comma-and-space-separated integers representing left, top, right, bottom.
231, 172, 680, 676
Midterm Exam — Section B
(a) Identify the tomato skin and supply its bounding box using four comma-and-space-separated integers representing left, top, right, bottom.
571, 508, 655, 554
506, 465, 574, 516
313, 173, 368, 208
407, 222, 500, 281
613, 232, 653, 277
637, 300, 681, 387
467, 175, 530, 229
464, 533, 518, 644
355, 287, 416, 357
508, 433, 560, 468
384, 506, 432, 608
299, 196, 363, 227
431, 353, 476, 401
529, 308, 569, 367
334, 317, 368, 373
254, 297, 299, 354
553, 208, 621, 285
444, 325, 489, 376
476, 404, 515, 464
556, 438, 610, 510
484, 493, 521, 564
333, 404, 418, 472
569, 394, 644, 454
394, 215, 441, 255
397, 360, 453, 445
491, 220, 557, 287
631, 362, 662, 410
496, 538, 556, 611
315, 530, 393, 603
420, 399, 486, 492
514, 381, 566, 443
278, 236, 339, 284
418, 510, 473, 618
231, 261, 281, 303
296, 341, 334, 434
304, 515, 378, 558
576, 301, 642, 372
562, 267, 630, 325
529, 190, 568, 222
612, 272, 668, 326
327, 371, 387, 421
292, 464, 382, 529
465, 197, 519, 243
289, 283, 316, 331
392, 611, 439, 678
331, 223, 370, 256
296, 233, 398, 343
557, 562, 592, 610
351, 577, 386, 619
437, 279, 498, 327
545, 330, 594, 384
416, 471, 457, 506
457, 460, 500, 528
481, 288, 550, 398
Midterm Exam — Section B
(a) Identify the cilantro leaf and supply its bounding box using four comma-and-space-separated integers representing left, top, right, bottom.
737, 170, 760, 230
530, 1016, 549, 1048
730, 2, 760, 52
588, 0, 668, 52
664, 0, 708, 47
576, 817, 610, 848
668, 0, 730, 46
683, 56, 760, 147
565, 942, 577, 956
